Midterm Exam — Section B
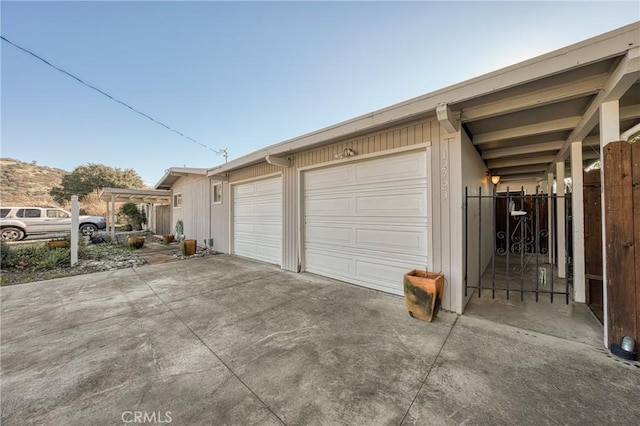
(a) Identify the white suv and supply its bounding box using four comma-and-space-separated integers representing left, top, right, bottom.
0, 207, 106, 241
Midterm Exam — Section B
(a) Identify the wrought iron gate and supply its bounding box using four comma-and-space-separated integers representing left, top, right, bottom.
464, 186, 573, 303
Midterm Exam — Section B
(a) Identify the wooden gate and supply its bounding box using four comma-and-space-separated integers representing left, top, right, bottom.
602, 140, 640, 346
154, 205, 171, 235
583, 170, 603, 323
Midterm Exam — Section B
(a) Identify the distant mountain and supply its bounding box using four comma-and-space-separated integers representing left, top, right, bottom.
0, 158, 68, 207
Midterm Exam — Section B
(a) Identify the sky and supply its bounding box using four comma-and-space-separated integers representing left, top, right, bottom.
1, 1, 638, 187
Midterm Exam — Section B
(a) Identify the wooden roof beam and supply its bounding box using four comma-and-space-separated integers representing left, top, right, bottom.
482, 140, 564, 159
549, 46, 640, 170
462, 74, 608, 122
474, 116, 581, 145
488, 155, 557, 169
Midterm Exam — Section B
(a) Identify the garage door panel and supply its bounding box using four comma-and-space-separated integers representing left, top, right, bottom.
354, 260, 412, 294
305, 167, 354, 190
306, 225, 352, 245
305, 250, 354, 278
356, 193, 426, 216
254, 178, 282, 194
304, 151, 428, 294
305, 179, 426, 197
356, 228, 425, 252
233, 176, 282, 265
234, 240, 281, 264
355, 154, 426, 183
306, 197, 353, 216
236, 223, 281, 236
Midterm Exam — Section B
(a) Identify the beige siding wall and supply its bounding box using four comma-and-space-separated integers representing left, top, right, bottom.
227, 117, 436, 273
211, 181, 229, 253
282, 167, 298, 272
457, 128, 492, 312
172, 175, 211, 247
229, 118, 433, 182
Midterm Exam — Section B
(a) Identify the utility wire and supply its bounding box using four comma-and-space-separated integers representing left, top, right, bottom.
1, 35, 227, 157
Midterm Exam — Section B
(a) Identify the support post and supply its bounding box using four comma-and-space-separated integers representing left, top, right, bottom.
599, 100, 620, 347
556, 161, 566, 278
547, 172, 554, 264
571, 141, 586, 302
70, 195, 79, 266
110, 194, 116, 241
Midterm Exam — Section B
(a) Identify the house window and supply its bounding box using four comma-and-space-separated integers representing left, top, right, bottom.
212, 184, 222, 204
173, 193, 182, 208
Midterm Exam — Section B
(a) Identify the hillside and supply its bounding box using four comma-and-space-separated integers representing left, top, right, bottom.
0, 158, 68, 207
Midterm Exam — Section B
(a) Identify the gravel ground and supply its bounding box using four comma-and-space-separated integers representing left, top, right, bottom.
0, 243, 147, 286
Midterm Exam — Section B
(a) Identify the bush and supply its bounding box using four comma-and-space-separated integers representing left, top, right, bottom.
37, 249, 70, 270
1, 237, 88, 270
118, 202, 146, 229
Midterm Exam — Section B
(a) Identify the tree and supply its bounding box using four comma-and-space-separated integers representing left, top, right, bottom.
50, 163, 144, 204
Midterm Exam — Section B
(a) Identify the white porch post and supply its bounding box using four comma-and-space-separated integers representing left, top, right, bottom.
571, 141, 586, 303
556, 161, 566, 278
70, 195, 79, 266
547, 171, 554, 264
105, 201, 110, 237
110, 194, 116, 241
599, 100, 620, 346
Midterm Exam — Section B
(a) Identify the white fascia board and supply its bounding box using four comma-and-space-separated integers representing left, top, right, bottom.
154, 167, 208, 189
206, 22, 639, 176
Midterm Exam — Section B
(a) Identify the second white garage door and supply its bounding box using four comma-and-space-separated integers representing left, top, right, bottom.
233, 176, 282, 265
304, 151, 428, 295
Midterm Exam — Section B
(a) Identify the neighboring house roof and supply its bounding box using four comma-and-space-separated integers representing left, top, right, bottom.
205, 22, 639, 183
99, 187, 172, 203
154, 167, 208, 190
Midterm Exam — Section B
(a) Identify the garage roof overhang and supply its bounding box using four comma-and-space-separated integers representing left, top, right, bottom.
205, 22, 639, 183
99, 188, 172, 204
154, 167, 208, 190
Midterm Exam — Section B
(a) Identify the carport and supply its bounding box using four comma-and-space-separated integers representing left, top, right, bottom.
98, 188, 171, 239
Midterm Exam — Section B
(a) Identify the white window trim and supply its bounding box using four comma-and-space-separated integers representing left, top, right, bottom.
173, 192, 182, 208
212, 183, 223, 205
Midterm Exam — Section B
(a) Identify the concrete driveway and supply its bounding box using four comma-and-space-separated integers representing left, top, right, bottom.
1, 255, 638, 425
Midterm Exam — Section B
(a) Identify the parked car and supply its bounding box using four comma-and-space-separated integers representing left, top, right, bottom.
0, 207, 106, 241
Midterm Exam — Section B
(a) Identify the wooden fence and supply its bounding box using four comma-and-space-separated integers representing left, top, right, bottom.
602, 140, 640, 346
154, 205, 171, 236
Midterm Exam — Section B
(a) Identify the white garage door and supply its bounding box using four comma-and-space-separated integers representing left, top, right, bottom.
304, 151, 428, 295
233, 176, 282, 265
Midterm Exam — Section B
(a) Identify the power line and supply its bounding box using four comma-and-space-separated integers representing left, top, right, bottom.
1, 35, 226, 157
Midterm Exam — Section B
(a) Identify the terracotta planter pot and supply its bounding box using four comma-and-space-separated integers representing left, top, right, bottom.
47, 240, 69, 249
163, 234, 175, 243
181, 239, 196, 256
403, 270, 445, 322
127, 236, 145, 249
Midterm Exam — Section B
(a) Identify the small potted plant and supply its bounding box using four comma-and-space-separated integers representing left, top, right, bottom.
47, 236, 70, 250
127, 236, 145, 249
174, 220, 195, 256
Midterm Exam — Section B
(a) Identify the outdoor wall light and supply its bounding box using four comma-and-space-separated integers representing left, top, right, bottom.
334, 148, 357, 159
486, 171, 501, 185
